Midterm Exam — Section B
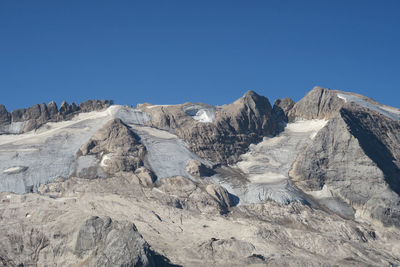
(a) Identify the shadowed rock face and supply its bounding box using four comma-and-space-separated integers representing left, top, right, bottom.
272, 97, 295, 123
143, 91, 278, 164
0, 105, 11, 125
1, 99, 112, 133
290, 102, 400, 227
75, 216, 158, 267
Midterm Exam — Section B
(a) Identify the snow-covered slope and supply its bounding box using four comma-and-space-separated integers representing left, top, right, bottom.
337, 93, 400, 121
0, 106, 149, 193
231, 120, 327, 204
129, 124, 212, 180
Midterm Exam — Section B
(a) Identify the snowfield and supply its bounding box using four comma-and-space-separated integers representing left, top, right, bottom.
183, 104, 216, 123
337, 93, 400, 121
234, 119, 328, 204
0, 106, 149, 193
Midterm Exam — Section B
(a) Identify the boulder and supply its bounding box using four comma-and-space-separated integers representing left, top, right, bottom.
186, 160, 214, 177
74, 216, 157, 266
134, 167, 157, 186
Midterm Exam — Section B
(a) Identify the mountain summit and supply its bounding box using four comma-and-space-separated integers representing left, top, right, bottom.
1, 87, 400, 266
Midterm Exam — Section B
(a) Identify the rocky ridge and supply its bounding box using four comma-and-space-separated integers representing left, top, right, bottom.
141, 90, 278, 164
0, 99, 112, 133
1, 86, 400, 266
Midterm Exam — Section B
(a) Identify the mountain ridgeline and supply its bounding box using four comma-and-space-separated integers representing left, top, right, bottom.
1, 86, 400, 266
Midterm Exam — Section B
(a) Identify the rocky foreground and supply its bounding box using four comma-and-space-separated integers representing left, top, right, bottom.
1, 87, 400, 266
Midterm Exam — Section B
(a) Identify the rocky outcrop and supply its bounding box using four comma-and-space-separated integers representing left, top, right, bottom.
78, 99, 113, 113
288, 86, 345, 121
156, 176, 234, 214
199, 237, 256, 262
143, 91, 278, 164
134, 167, 157, 186
186, 160, 214, 177
290, 102, 400, 227
74, 216, 158, 267
0, 99, 112, 134
77, 119, 146, 175
0, 105, 11, 125
272, 97, 295, 122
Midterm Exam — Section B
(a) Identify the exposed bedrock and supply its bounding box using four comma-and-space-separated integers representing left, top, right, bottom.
75, 216, 173, 267
288, 86, 345, 121
0, 99, 112, 134
142, 90, 278, 164
186, 159, 215, 177
156, 176, 235, 214
290, 102, 400, 227
0, 104, 11, 125
272, 97, 295, 123
77, 118, 146, 177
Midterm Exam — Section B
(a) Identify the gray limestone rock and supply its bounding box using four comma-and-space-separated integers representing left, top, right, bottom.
78, 99, 112, 113
157, 176, 235, 214
290, 102, 400, 227
1, 99, 112, 134
47, 101, 58, 118
199, 237, 255, 261
205, 184, 233, 210
134, 167, 157, 186
272, 97, 295, 123
288, 86, 345, 121
186, 160, 214, 177
74, 216, 158, 267
78, 118, 146, 175
143, 90, 278, 164
0, 104, 11, 125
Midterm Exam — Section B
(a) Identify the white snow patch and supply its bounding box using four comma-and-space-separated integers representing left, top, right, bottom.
183, 105, 215, 123
100, 154, 112, 167
129, 124, 211, 180
234, 119, 327, 204
337, 93, 400, 121
3, 166, 27, 174
130, 125, 177, 140
193, 109, 215, 123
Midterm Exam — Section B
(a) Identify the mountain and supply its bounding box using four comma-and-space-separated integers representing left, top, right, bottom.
1, 87, 400, 266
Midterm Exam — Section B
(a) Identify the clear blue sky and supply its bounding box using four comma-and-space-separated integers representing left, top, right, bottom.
1, 0, 399, 111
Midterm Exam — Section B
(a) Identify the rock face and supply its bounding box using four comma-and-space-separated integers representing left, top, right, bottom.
290, 102, 400, 227
77, 118, 146, 175
2, 87, 400, 265
288, 86, 345, 121
74, 216, 157, 267
156, 176, 234, 214
0, 105, 11, 125
143, 90, 278, 164
134, 167, 157, 186
0, 99, 112, 133
3, 176, 399, 267
272, 97, 295, 123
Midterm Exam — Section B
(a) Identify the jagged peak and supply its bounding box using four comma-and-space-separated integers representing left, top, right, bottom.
243, 90, 259, 98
